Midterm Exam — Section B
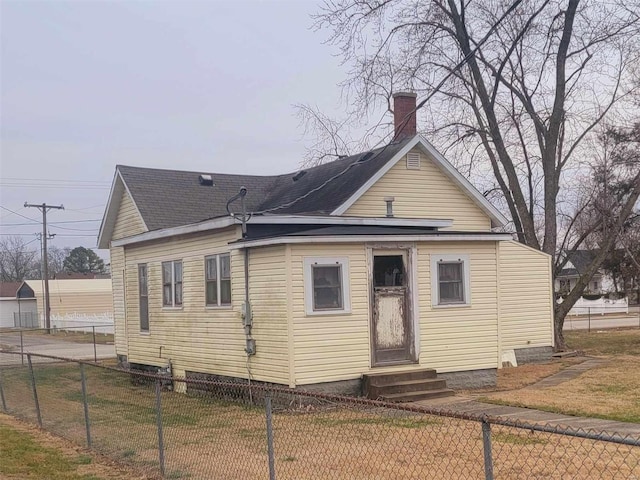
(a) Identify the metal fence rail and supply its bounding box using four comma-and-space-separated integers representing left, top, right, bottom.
0, 350, 639, 479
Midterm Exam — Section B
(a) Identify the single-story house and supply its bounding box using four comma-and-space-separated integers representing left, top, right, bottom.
98, 93, 554, 396
28, 279, 114, 333
0, 282, 37, 328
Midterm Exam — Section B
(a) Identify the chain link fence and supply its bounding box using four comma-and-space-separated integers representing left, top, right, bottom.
0, 350, 639, 479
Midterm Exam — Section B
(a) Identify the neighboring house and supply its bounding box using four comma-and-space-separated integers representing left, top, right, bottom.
28, 279, 114, 333
555, 250, 615, 295
0, 282, 38, 328
98, 93, 555, 395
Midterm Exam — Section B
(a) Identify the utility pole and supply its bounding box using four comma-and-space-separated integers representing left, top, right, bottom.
25, 202, 64, 332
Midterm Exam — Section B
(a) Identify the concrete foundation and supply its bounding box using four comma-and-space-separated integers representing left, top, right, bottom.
185, 371, 361, 398
439, 368, 497, 389
296, 378, 362, 397
514, 346, 554, 364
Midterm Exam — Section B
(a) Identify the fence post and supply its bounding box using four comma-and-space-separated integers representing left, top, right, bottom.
27, 354, 42, 428
265, 393, 276, 480
0, 368, 7, 412
155, 379, 166, 477
92, 326, 97, 363
481, 419, 494, 480
80, 364, 92, 448
588, 307, 591, 333
20, 330, 24, 366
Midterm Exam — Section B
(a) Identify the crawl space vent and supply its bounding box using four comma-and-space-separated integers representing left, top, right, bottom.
406, 152, 421, 170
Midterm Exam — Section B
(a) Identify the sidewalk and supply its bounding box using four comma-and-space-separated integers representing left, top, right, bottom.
415, 358, 640, 437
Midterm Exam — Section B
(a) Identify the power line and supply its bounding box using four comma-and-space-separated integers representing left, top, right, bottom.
1, 219, 101, 226
0, 233, 96, 237
1, 184, 110, 190
66, 204, 106, 212
48, 224, 98, 232
2, 177, 111, 184
0, 205, 40, 223
23, 237, 40, 248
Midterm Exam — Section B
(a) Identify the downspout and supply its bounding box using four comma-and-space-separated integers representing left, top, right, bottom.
244, 246, 255, 355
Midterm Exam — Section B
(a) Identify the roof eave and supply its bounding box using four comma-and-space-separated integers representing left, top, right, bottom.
111, 214, 455, 248
230, 232, 514, 249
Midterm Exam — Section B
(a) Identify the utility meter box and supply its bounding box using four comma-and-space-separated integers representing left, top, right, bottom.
241, 301, 253, 327
245, 338, 256, 356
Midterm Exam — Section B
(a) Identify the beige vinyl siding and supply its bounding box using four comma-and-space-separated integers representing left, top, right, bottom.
419, 242, 498, 372
112, 190, 146, 240
122, 228, 289, 384
110, 247, 127, 356
290, 241, 499, 385
498, 241, 554, 350
344, 147, 491, 231
290, 244, 371, 385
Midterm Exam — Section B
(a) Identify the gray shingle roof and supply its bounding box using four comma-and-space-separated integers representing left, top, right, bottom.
563, 250, 597, 276
118, 139, 411, 231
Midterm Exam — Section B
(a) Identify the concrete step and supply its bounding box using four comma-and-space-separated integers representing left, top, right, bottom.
381, 388, 456, 403
364, 368, 437, 387
368, 378, 448, 398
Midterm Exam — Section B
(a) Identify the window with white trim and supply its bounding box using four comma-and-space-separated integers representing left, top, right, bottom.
138, 264, 149, 332
303, 257, 351, 315
162, 260, 183, 307
205, 254, 231, 306
431, 254, 470, 306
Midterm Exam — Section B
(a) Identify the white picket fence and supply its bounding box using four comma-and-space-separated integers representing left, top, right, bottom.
566, 297, 629, 316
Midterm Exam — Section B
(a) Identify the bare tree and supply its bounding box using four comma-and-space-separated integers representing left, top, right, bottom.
0, 236, 40, 282
47, 245, 71, 278
314, 0, 640, 347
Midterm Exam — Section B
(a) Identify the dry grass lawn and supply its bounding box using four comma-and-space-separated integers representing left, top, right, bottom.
566, 328, 640, 356
483, 356, 640, 423
0, 362, 638, 479
481, 328, 640, 424
0, 413, 151, 479
462, 358, 583, 395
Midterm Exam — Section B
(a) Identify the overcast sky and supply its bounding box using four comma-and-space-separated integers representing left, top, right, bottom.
1, 0, 362, 254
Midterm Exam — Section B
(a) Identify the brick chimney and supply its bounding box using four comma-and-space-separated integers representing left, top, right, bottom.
393, 92, 417, 140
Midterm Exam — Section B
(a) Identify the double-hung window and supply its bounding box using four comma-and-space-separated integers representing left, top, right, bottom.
303, 257, 351, 315
205, 254, 231, 307
431, 254, 470, 307
162, 260, 183, 307
138, 264, 149, 331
